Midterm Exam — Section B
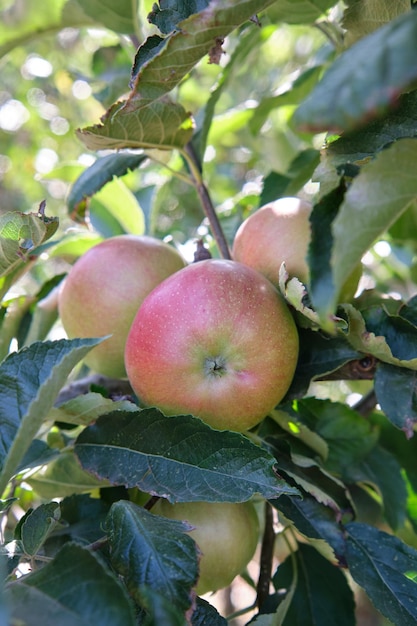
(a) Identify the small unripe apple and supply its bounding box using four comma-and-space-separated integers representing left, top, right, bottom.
58, 235, 186, 378
152, 499, 259, 595
232, 197, 312, 285
125, 259, 299, 432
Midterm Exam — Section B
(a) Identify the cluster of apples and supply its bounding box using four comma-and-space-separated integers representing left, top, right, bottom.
57, 197, 321, 595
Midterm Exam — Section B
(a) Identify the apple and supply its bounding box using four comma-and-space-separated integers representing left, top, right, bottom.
232, 197, 312, 285
58, 234, 186, 378
232, 196, 361, 300
152, 499, 259, 595
125, 259, 299, 432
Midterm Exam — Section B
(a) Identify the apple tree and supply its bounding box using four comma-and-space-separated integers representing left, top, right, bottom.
2, 1, 417, 625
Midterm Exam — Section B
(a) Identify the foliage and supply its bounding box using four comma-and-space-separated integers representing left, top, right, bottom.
1, 1, 417, 625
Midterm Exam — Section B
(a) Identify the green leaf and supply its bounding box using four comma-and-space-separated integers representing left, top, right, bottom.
64, 0, 136, 33
326, 90, 417, 166
0, 337, 104, 496
137, 587, 187, 626
0, 208, 59, 281
343, 303, 417, 370
27, 451, 110, 499
48, 392, 137, 427
374, 364, 417, 436
294, 11, 417, 133
67, 153, 147, 218
267, 0, 338, 25
148, 0, 211, 34
272, 544, 355, 626
77, 96, 194, 152
342, 0, 410, 47
294, 398, 379, 476
191, 597, 228, 625
20, 502, 61, 556
89, 177, 145, 236
260, 149, 321, 205
271, 493, 346, 562
106, 501, 198, 609
284, 327, 362, 399
345, 522, 417, 626
130, 0, 277, 99
346, 445, 408, 531
325, 139, 417, 318
5, 543, 136, 626
74, 408, 299, 502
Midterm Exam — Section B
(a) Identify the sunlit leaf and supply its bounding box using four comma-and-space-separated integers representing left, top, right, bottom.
77, 96, 194, 152
130, 0, 276, 99
342, 0, 410, 46
294, 11, 417, 132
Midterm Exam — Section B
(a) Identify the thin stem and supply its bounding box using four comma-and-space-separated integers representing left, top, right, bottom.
182, 144, 231, 260
256, 501, 275, 609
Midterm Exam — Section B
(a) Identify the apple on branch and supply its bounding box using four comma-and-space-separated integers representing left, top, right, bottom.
152, 499, 259, 595
125, 259, 299, 432
58, 234, 186, 378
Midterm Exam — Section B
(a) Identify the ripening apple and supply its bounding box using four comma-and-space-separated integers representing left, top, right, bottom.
58, 235, 186, 378
232, 196, 361, 300
152, 499, 259, 595
232, 197, 312, 284
125, 259, 299, 432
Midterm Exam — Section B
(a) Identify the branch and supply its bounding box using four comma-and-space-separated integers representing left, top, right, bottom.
256, 501, 275, 609
183, 143, 231, 260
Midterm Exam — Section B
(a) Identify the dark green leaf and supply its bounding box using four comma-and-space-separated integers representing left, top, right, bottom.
362, 305, 417, 361
21, 502, 61, 556
294, 398, 379, 475
308, 181, 346, 320
130, 0, 277, 99
294, 11, 417, 132
138, 586, 186, 626
284, 328, 362, 399
77, 97, 194, 152
342, 303, 417, 369
345, 522, 417, 626
270, 493, 346, 563
5, 543, 136, 626
0, 338, 104, 496
191, 597, 228, 625
67, 153, 147, 216
75, 409, 298, 502
148, 1, 211, 35
345, 445, 408, 531
272, 543, 355, 626
326, 90, 417, 166
375, 363, 417, 436
106, 501, 198, 609
58, 494, 112, 544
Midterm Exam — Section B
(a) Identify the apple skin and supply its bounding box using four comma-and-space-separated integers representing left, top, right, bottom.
58, 235, 186, 378
152, 499, 259, 595
125, 259, 299, 432
232, 197, 312, 285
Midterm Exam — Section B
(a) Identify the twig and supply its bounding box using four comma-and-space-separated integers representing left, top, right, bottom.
256, 501, 275, 609
183, 143, 231, 260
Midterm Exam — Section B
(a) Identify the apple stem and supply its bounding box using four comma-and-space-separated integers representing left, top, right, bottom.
183, 143, 232, 260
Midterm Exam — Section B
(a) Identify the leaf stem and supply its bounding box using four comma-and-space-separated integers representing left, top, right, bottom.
182, 143, 231, 260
